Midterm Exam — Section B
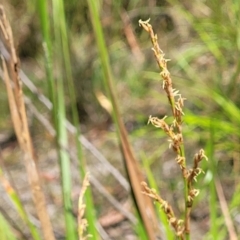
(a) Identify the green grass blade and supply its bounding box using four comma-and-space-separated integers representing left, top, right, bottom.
38, 0, 77, 238
38, 0, 99, 237
52, 0, 99, 238
207, 120, 218, 239
0, 213, 17, 240
0, 168, 41, 240
37, 0, 55, 110
56, 78, 77, 239
230, 183, 240, 208
134, 210, 148, 240
86, 1, 160, 239
212, 91, 240, 122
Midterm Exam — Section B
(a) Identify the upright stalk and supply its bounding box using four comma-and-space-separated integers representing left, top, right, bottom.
139, 19, 208, 240
38, 0, 76, 238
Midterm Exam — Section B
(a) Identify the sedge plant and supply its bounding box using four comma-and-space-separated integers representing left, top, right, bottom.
139, 19, 208, 240
37, 0, 99, 239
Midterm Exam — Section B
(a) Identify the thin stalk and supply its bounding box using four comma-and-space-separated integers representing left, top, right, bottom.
0, 6, 55, 240
140, 19, 207, 240
38, 0, 76, 238
37, 0, 56, 112
52, 1, 77, 238
51, 0, 99, 238
139, 19, 190, 236
208, 119, 218, 239
38, 0, 98, 237
57, 78, 77, 240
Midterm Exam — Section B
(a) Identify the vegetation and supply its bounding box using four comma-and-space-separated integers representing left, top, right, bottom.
0, 1, 239, 239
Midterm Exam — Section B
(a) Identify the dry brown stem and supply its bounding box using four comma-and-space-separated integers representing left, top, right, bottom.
0, 5, 55, 240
